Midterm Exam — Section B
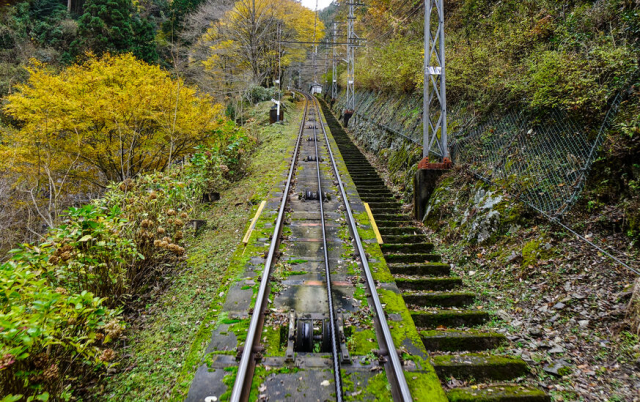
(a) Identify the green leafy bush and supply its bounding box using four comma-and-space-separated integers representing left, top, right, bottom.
189, 121, 254, 193
12, 204, 140, 305
0, 259, 121, 400
243, 85, 281, 104
0, 119, 253, 400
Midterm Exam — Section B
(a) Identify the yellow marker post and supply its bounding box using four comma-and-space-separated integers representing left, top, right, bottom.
363, 203, 383, 244
242, 200, 267, 244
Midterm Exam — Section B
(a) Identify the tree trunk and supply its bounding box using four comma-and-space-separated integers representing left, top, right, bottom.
628, 277, 640, 335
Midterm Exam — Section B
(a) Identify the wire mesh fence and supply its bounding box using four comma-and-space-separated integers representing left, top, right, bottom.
449, 88, 630, 217
333, 89, 425, 145
332, 80, 633, 217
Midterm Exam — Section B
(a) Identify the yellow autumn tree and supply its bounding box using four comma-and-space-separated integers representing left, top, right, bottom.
2, 53, 224, 189
202, 0, 324, 86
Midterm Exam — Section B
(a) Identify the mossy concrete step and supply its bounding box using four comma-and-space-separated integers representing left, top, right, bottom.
364, 212, 400, 218
389, 263, 450, 276
385, 253, 441, 263
381, 243, 435, 254
447, 385, 550, 402
361, 196, 397, 203
360, 196, 396, 203
346, 166, 378, 171
351, 178, 385, 183
357, 190, 395, 197
351, 177, 385, 183
378, 228, 424, 237
349, 172, 381, 177
376, 220, 416, 228
354, 186, 391, 192
412, 310, 489, 327
368, 208, 402, 216
382, 234, 429, 244
402, 291, 474, 306
352, 179, 386, 185
431, 353, 529, 382
372, 214, 409, 222
353, 185, 387, 194
366, 201, 402, 209
369, 209, 404, 216
352, 177, 384, 182
420, 329, 506, 351
354, 182, 388, 188
396, 277, 461, 291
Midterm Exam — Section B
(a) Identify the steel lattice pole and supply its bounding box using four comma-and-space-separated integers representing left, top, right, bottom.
346, 2, 355, 112
332, 22, 338, 100
423, 0, 449, 160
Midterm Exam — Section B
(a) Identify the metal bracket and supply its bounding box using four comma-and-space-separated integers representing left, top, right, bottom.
417, 156, 452, 170
337, 314, 352, 364
285, 312, 296, 362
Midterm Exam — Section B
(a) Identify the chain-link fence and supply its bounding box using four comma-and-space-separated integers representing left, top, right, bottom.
333, 89, 425, 145
332, 80, 633, 217
451, 108, 608, 216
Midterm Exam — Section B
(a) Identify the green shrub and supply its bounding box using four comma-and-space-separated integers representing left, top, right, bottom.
13, 204, 140, 304
0, 119, 253, 400
243, 85, 281, 104
0, 259, 120, 400
189, 121, 254, 192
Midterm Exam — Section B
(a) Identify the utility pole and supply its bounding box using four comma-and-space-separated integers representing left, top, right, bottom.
324, 45, 329, 94
422, 0, 449, 161
332, 21, 338, 102
414, 0, 451, 223
276, 21, 282, 122
344, 2, 362, 126
312, 0, 319, 90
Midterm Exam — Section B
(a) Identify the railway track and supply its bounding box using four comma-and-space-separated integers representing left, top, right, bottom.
186, 93, 445, 401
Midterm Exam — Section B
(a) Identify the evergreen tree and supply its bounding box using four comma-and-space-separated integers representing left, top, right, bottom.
131, 16, 158, 63
71, 0, 157, 62
162, 0, 204, 40
70, 0, 134, 58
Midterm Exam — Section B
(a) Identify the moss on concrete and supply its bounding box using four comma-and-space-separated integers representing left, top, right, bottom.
263, 326, 285, 357
346, 328, 377, 355
432, 353, 529, 381
378, 288, 424, 349
446, 384, 550, 402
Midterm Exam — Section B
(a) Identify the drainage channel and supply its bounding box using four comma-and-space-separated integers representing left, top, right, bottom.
186, 93, 447, 401
319, 99, 551, 402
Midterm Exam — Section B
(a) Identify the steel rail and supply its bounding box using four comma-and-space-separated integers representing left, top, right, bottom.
313, 96, 414, 401
230, 96, 309, 402
309, 94, 344, 401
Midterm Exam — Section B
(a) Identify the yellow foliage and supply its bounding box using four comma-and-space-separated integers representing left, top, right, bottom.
2, 53, 224, 188
203, 0, 324, 83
